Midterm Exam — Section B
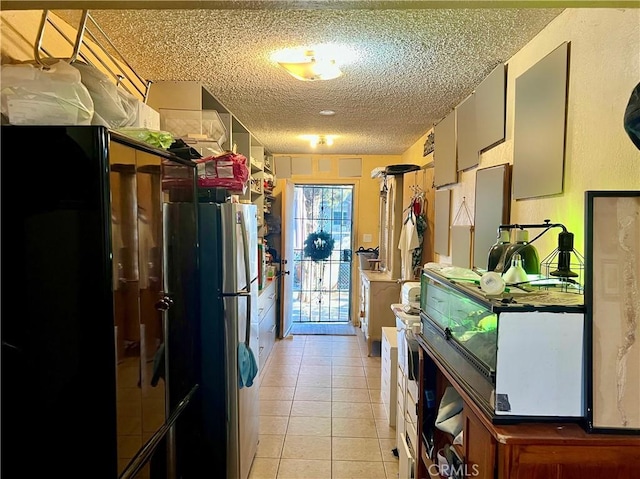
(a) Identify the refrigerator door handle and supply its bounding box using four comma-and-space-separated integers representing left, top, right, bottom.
154, 295, 174, 311
239, 210, 252, 346
118, 384, 199, 479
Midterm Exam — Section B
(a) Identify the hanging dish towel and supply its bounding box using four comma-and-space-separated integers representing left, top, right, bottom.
238, 210, 258, 388
238, 338, 258, 388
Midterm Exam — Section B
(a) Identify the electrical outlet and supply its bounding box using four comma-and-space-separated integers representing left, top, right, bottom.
363, 233, 373, 243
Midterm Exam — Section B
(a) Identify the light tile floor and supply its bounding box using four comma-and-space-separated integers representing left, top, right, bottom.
249, 334, 398, 479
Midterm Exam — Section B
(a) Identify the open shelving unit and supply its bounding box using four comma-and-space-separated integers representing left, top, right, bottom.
146, 80, 276, 239
246, 142, 276, 238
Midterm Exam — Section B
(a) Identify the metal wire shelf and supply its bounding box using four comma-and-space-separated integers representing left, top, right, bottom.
34, 10, 152, 102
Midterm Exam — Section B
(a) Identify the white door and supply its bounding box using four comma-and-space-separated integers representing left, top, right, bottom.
279, 180, 295, 338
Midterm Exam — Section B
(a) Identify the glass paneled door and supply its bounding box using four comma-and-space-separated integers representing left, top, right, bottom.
291, 185, 354, 323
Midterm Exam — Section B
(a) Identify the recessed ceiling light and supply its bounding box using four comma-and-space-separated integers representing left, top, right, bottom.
319, 110, 336, 116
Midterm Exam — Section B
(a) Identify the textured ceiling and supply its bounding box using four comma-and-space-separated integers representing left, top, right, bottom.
54, 5, 563, 155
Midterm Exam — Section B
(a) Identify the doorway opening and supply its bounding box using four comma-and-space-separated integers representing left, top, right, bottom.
291, 184, 354, 326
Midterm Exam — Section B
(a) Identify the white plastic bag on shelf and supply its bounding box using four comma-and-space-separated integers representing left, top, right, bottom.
71, 62, 137, 128
435, 386, 464, 437
1, 60, 94, 125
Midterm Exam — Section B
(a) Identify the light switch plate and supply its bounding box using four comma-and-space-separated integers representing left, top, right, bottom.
363, 233, 373, 243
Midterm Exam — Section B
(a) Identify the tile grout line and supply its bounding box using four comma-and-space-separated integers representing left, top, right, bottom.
254, 334, 391, 478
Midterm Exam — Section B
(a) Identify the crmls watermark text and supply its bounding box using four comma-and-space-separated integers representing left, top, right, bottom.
427, 463, 481, 477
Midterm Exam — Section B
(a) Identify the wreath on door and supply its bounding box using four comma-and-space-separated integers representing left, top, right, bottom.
303, 230, 335, 262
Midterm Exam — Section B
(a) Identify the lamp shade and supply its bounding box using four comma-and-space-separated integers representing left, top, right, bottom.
549, 231, 579, 278
540, 230, 585, 293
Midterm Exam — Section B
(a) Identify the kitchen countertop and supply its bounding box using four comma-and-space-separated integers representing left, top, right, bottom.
360, 269, 398, 282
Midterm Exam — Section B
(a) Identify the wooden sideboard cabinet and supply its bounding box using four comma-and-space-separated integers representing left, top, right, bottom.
414, 268, 640, 479
258, 279, 278, 372
359, 270, 401, 356
415, 338, 640, 479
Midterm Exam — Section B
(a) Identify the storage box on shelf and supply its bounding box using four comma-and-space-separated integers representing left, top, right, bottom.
159, 108, 227, 158
146, 81, 233, 151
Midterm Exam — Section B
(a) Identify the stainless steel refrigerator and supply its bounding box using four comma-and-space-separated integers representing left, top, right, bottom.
197, 197, 260, 479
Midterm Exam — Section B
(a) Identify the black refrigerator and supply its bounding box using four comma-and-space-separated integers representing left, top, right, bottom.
1, 125, 200, 478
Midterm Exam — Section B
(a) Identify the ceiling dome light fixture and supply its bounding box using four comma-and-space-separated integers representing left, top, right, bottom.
317, 136, 334, 147
277, 51, 342, 81
319, 110, 336, 116
302, 135, 336, 148
272, 45, 357, 82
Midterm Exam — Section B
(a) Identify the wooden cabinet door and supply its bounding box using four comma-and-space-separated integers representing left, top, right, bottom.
463, 404, 496, 479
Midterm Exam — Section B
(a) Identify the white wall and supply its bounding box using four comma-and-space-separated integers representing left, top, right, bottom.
437, 8, 640, 265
